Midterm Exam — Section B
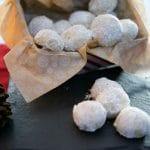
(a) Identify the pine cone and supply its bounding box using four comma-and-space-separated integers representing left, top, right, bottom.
0, 84, 12, 128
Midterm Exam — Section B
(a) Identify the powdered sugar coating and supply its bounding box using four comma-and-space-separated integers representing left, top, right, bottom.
29, 16, 54, 37
89, 0, 118, 15
90, 77, 122, 99
114, 107, 150, 138
96, 88, 130, 118
62, 25, 93, 51
69, 11, 95, 28
91, 14, 123, 47
120, 19, 139, 41
34, 29, 64, 51
54, 20, 71, 34
73, 101, 107, 132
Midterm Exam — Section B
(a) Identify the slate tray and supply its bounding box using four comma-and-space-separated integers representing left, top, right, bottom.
0, 66, 150, 150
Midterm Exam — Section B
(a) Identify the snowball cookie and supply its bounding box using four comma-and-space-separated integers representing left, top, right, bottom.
96, 88, 130, 118
73, 101, 107, 132
120, 19, 139, 41
114, 107, 150, 138
34, 29, 64, 51
91, 14, 123, 47
89, 0, 118, 15
69, 11, 95, 28
54, 20, 71, 34
29, 16, 54, 37
62, 25, 93, 51
90, 77, 123, 99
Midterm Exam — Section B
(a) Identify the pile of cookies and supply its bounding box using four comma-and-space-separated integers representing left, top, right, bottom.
28, 0, 139, 52
72, 78, 150, 139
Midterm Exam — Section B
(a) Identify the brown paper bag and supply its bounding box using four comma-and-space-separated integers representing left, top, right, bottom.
88, 0, 150, 77
0, 0, 87, 102
0, 0, 149, 102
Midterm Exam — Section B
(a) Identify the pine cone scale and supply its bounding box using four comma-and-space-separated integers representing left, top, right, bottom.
0, 84, 12, 128
0, 88, 4, 93
0, 93, 9, 100
1, 102, 11, 107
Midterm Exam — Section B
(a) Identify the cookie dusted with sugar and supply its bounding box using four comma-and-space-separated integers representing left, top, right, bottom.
54, 20, 71, 34
69, 10, 95, 28
90, 77, 130, 118
114, 107, 150, 138
120, 19, 139, 41
73, 101, 107, 132
34, 29, 64, 51
90, 77, 123, 99
62, 25, 93, 52
91, 14, 123, 47
28, 16, 54, 37
89, 0, 118, 15
96, 88, 130, 119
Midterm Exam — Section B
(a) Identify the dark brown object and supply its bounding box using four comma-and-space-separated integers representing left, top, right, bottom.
0, 84, 12, 128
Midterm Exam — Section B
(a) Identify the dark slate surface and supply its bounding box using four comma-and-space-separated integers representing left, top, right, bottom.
0, 66, 150, 150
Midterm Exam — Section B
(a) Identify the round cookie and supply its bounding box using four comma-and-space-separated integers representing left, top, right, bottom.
54, 20, 71, 34
91, 14, 123, 47
89, 0, 118, 15
96, 88, 130, 118
90, 77, 123, 99
62, 25, 93, 51
34, 29, 64, 51
69, 10, 95, 28
120, 19, 138, 41
114, 107, 150, 138
73, 100, 107, 132
29, 16, 54, 37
